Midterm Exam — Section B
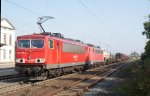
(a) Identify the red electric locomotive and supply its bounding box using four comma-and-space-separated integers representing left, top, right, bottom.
15, 32, 104, 79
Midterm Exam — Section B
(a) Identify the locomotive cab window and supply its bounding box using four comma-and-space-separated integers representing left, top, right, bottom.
49, 40, 54, 49
31, 40, 44, 48
18, 40, 30, 48
18, 39, 44, 48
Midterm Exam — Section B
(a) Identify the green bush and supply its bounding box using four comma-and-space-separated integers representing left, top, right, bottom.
115, 60, 150, 96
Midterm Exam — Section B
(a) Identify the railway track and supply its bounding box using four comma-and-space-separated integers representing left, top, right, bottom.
0, 74, 21, 81
55, 62, 128, 96
0, 75, 30, 95
1, 61, 130, 96
0, 73, 23, 94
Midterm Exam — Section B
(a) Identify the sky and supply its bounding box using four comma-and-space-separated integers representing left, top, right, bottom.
1, 0, 150, 55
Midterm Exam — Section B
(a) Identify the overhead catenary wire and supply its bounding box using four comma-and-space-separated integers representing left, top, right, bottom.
78, 0, 128, 52
5, 0, 42, 16
46, 0, 77, 23
46, 0, 88, 34
92, 0, 125, 42
5, 0, 109, 44
92, 0, 109, 23
3, 17, 38, 35
4, 0, 84, 37
5, 0, 107, 42
48, 0, 111, 47
46, 0, 99, 34
78, 0, 109, 30
78, 0, 124, 47
4, 0, 127, 53
78, 0, 113, 41
5, 0, 98, 41
4, 0, 43, 35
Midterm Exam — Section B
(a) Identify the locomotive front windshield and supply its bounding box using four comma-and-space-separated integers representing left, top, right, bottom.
18, 39, 44, 48
31, 40, 44, 48
18, 40, 30, 48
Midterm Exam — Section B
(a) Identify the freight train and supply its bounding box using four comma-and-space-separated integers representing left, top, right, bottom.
15, 17, 129, 80
15, 32, 129, 80
15, 32, 106, 80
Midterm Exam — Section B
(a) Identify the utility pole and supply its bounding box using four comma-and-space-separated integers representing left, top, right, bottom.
106, 44, 109, 52
99, 41, 101, 49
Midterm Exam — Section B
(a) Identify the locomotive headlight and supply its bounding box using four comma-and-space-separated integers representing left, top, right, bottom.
16, 58, 25, 63
35, 58, 45, 63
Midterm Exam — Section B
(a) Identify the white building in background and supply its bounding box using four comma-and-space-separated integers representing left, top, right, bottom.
0, 18, 15, 63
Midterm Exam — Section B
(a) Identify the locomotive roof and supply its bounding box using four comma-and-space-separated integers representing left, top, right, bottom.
17, 33, 101, 49
17, 33, 86, 46
17, 34, 46, 39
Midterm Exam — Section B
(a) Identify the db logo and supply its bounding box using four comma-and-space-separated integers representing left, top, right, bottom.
73, 55, 78, 59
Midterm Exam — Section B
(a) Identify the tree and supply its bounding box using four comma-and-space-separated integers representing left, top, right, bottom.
142, 14, 150, 59
142, 14, 150, 39
145, 40, 150, 56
